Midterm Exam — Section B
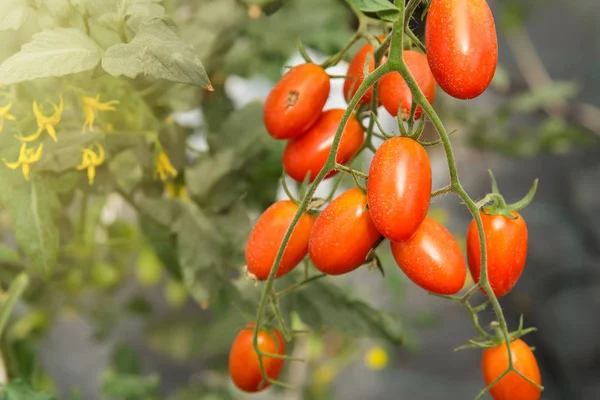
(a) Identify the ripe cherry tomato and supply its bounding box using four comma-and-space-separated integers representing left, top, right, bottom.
229, 323, 286, 393
367, 137, 431, 242
246, 200, 315, 280
309, 188, 382, 275
378, 50, 436, 120
282, 109, 364, 183
344, 37, 385, 105
466, 210, 528, 298
390, 217, 466, 294
425, 0, 498, 99
264, 63, 331, 139
482, 339, 542, 400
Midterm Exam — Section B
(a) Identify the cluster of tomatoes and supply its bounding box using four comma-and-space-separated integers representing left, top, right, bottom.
228, 1, 541, 399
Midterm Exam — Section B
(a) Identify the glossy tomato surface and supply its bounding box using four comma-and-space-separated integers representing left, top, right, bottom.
246, 200, 315, 280
425, 0, 498, 99
344, 37, 385, 105
482, 339, 542, 400
282, 109, 364, 183
367, 137, 431, 242
264, 63, 330, 139
309, 188, 382, 275
229, 323, 285, 393
467, 210, 528, 298
390, 217, 466, 294
378, 50, 436, 120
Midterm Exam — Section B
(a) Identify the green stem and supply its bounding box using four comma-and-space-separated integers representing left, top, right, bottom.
0, 273, 29, 341
276, 274, 327, 299
269, 292, 291, 342
335, 164, 369, 179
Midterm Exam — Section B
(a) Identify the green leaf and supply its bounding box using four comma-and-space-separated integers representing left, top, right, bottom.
0, 174, 60, 273
347, 0, 401, 21
0, 28, 102, 85
281, 279, 403, 344
0, 244, 21, 264
102, 19, 211, 88
506, 81, 579, 113
169, 385, 234, 400
101, 371, 159, 400
0, 380, 56, 400
109, 150, 144, 194
0, 0, 29, 31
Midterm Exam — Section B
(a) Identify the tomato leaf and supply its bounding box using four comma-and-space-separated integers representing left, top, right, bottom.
36, 130, 102, 173
102, 19, 211, 88
281, 280, 403, 344
347, 0, 401, 21
0, 380, 56, 400
101, 371, 160, 399
0, 28, 102, 85
0, 0, 30, 31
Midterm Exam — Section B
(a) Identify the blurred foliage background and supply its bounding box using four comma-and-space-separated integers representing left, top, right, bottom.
0, 0, 597, 399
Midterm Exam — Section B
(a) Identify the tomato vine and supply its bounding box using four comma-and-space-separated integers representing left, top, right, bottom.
248, 1, 544, 398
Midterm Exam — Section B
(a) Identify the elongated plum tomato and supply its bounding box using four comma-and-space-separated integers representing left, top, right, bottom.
343, 37, 385, 105
425, 0, 498, 99
282, 109, 364, 183
309, 188, 382, 275
246, 200, 315, 280
229, 323, 285, 393
467, 210, 528, 298
482, 339, 542, 400
390, 217, 466, 294
367, 137, 432, 242
378, 50, 436, 120
263, 63, 331, 139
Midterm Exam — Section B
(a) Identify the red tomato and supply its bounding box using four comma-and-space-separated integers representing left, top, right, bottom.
282, 109, 364, 183
482, 339, 542, 400
390, 217, 466, 294
378, 50, 436, 120
425, 0, 498, 99
309, 188, 382, 275
264, 63, 331, 139
367, 137, 431, 242
229, 323, 285, 393
467, 210, 528, 298
246, 201, 316, 280
344, 37, 385, 105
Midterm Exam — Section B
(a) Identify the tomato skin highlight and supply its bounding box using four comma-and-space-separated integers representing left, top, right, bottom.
482, 339, 542, 400
229, 323, 286, 393
466, 210, 528, 298
282, 109, 364, 183
378, 50, 436, 120
390, 217, 466, 294
367, 137, 432, 242
425, 0, 498, 99
264, 63, 331, 140
309, 188, 382, 275
245, 200, 316, 280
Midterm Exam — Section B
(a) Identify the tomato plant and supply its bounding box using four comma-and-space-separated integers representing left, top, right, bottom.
246, 200, 315, 280
367, 136, 432, 242
263, 63, 331, 139
467, 210, 529, 298
378, 50, 436, 120
390, 217, 466, 295
229, 324, 286, 393
282, 108, 364, 183
425, 0, 498, 99
482, 339, 542, 400
309, 187, 381, 275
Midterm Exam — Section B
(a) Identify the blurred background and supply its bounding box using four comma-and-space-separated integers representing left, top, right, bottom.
0, 0, 599, 399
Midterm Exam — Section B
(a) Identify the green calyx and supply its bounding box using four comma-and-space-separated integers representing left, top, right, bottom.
481, 170, 539, 219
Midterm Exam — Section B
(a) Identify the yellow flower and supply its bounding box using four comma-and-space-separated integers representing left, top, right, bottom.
165, 181, 189, 201
76, 144, 105, 184
20, 96, 63, 142
3, 143, 44, 181
0, 101, 16, 134
82, 94, 119, 132
364, 346, 388, 370
154, 150, 177, 182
